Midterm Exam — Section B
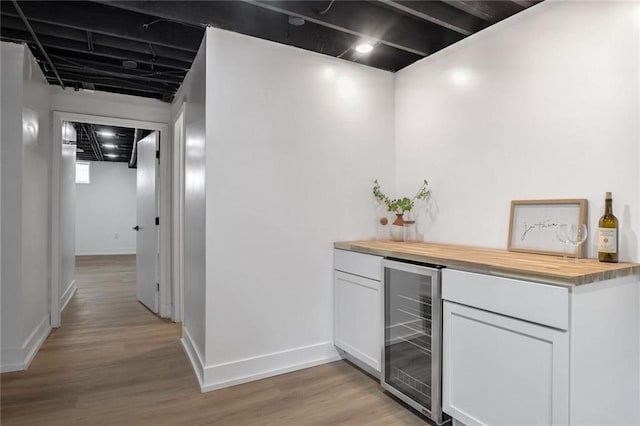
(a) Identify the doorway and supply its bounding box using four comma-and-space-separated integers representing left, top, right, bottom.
73, 122, 159, 314
51, 112, 172, 328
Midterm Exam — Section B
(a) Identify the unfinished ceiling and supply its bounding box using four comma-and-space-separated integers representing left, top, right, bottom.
73, 122, 151, 164
0, 1, 542, 102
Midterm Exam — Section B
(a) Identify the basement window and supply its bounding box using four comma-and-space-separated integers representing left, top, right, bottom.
76, 161, 91, 184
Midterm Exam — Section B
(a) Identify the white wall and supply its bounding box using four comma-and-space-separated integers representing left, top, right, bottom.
172, 35, 207, 376
395, 3, 640, 414
395, 0, 640, 262
50, 87, 170, 125
200, 28, 395, 390
75, 161, 137, 255
20, 44, 52, 368
1, 42, 52, 372
1, 41, 26, 371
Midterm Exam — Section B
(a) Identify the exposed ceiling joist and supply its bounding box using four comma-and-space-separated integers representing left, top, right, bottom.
81, 124, 104, 161
99, 0, 361, 57
100, 0, 443, 63
1, 0, 540, 102
443, 0, 528, 23
94, 1, 208, 28
246, 0, 463, 57
54, 71, 177, 95
9, 0, 65, 88
51, 62, 183, 85
0, 14, 197, 64
57, 79, 172, 101
511, 0, 539, 8
45, 54, 185, 84
0, 27, 192, 71
378, 0, 486, 36
74, 122, 140, 163
2, 1, 203, 53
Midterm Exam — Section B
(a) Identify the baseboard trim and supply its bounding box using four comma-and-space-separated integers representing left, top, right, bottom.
1, 315, 51, 373
181, 326, 205, 389
23, 315, 51, 370
201, 341, 341, 393
75, 248, 136, 255
0, 348, 24, 373
60, 279, 77, 313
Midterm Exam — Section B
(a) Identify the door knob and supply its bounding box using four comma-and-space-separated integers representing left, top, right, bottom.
133, 225, 141, 231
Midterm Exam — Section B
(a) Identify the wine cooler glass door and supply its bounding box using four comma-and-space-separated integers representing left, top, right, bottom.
382, 260, 442, 422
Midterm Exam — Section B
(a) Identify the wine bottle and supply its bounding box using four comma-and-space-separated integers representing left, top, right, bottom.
598, 192, 619, 263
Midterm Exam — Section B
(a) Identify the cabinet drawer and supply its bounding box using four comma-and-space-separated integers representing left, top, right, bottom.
334, 249, 383, 281
442, 269, 569, 330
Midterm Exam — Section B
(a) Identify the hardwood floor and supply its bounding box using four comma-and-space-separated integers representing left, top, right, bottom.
1, 255, 427, 425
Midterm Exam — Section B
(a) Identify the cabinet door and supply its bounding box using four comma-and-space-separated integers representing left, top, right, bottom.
334, 271, 381, 374
443, 301, 569, 426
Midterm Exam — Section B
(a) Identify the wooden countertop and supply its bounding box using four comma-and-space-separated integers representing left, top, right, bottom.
334, 240, 640, 287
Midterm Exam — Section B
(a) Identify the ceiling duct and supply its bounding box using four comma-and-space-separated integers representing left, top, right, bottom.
128, 128, 141, 168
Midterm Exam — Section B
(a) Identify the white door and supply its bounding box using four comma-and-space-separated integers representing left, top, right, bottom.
135, 132, 159, 313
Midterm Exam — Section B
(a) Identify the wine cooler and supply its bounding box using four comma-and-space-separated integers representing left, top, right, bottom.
381, 259, 447, 424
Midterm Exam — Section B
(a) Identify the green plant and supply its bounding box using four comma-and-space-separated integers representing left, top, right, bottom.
373, 179, 430, 213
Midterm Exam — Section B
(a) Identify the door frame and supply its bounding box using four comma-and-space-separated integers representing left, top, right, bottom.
171, 103, 185, 322
51, 111, 171, 327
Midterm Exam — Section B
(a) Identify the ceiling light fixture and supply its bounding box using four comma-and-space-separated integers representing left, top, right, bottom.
355, 43, 374, 54
105, 153, 119, 158
97, 130, 115, 138
122, 59, 138, 69
102, 143, 118, 149
288, 16, 305, 26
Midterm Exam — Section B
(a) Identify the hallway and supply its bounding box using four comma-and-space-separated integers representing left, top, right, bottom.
0, 255, 187, 425
1, 256, 424, 425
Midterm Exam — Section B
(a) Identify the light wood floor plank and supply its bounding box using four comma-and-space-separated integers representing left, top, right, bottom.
1, 255, 426, 425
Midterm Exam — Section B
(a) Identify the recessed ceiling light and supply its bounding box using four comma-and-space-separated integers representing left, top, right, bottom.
105, 153, 119, 158
97, 130, 115, 138
355, 43, 374, 54
122, 59, 138, 69
288, 16, 305, 26
102, 143, 118, 149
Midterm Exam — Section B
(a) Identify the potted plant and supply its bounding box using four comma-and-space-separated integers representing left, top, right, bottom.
373, 179, 430, 241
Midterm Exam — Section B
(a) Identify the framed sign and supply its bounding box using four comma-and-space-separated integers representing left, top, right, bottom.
508, 199, 587, 257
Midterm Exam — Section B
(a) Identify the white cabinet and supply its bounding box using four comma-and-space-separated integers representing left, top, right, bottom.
443, 301, 569, 426
334, 271, 381, 373
442, 268, 640, 426
334, 249, 382, 376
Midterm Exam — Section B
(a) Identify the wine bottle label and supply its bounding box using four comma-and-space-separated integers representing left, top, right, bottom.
598, 228, 617, 253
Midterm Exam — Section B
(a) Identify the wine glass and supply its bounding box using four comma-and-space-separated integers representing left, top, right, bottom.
555, 224, 569, 260
567, 224, 588, 262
